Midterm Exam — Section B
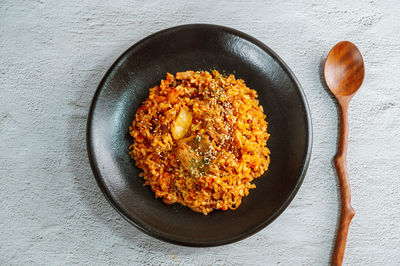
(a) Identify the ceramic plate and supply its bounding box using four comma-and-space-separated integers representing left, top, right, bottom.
87, 24, 312, 246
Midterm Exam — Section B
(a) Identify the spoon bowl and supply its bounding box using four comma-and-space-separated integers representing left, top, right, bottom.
324, 41, 365, 97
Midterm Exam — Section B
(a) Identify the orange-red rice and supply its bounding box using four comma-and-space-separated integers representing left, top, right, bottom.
129, 70, 270, 214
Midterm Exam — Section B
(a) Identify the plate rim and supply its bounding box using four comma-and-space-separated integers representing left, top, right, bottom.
87, 23, 313, 247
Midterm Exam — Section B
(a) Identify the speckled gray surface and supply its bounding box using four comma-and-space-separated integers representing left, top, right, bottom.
1, 0, 399, 265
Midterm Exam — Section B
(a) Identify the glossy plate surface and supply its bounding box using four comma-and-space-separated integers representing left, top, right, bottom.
87, 24, 312, 246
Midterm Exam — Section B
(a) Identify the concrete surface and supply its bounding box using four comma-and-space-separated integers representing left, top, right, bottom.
1, 0, 399, 265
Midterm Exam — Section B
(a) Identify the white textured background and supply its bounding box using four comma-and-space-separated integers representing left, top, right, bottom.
1, 0, 399, 265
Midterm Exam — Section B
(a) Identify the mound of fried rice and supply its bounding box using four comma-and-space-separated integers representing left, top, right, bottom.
129, 70, 270, 215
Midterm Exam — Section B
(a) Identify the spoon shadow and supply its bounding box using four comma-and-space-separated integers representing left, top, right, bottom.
318, 52, 343, 258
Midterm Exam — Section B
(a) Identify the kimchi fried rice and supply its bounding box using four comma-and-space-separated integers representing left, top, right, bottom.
129, 70, 270, 215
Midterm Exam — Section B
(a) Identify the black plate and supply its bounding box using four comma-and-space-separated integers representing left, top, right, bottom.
87, 24, 312, 246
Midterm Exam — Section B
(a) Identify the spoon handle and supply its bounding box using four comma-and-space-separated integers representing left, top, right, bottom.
332, 98, 355, 266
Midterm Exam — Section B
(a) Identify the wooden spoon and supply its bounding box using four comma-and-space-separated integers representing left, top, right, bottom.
324, 41, 365, 265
